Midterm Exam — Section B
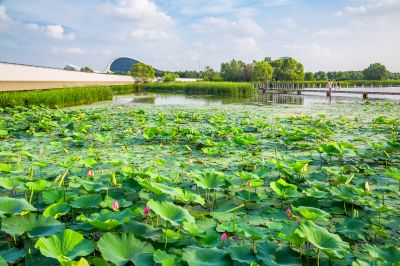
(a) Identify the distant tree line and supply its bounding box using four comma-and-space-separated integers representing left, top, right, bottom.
168, 60, 399, 82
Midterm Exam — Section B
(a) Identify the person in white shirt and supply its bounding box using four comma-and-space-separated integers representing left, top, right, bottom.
328, 80, 332, 91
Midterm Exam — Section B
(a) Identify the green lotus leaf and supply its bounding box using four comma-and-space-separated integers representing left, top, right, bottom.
70, 194, 102, 209
178, 189, 205, 205
335, 218, 367, 241
329, 184, 364, 203
0, 256, 6, 266
292, 206, 331, 220
97, 233, 154, 266
256, 241, 301, 266
149, 181, 183, 198
121, 221, 161, 241
42, 189, 67, 204
385, 167, 400, 180
147, 199, 195, 226
43, 202, 70, 219
319, 143, 343, 157
78, 209, 131, 230
0, 249, 26, 264
35, 229, 95, 264
182, 246, 231, 266
0, 197, 36, 217
291, 160, 311, 174
364, 244, 400, 263
270, 179, 298, 199
228, 245, 257, 264
195, 171, 227, 190
153, 250, 178, 266
0, 178, 24, 190
295, 220, 350, 258
26, 179, 53, 191
235, 191, 261, 202
1, 213, 65, 238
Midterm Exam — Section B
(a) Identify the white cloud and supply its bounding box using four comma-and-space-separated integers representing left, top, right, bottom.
0, 5, 12, 31
52, 46, 84, 54
338, 0, 400, 16
131, 28, 170, 40
310, 44, 331, 57
312, 29, 351, 37
284, 44, 304, 50
45, 25, 75, 40
195, 17, 265, 37
25, 23, 75, 40
281, 17, 297, 29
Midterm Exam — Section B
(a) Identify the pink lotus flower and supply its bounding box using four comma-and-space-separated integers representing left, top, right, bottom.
189, 159, 193, 164
136, 129, 142, 135
144, 206, 150, 216
86, 169, 95, 177
112, 200, 119, 211
226, 136, 232, 141
221, 232, 228, 241
5, 234, 11, 242
285, 208, 292, 217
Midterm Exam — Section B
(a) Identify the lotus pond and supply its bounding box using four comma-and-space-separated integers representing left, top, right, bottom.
0, 98, 399, 266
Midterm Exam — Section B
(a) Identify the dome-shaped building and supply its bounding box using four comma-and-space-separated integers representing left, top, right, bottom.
108, 57, 140, 74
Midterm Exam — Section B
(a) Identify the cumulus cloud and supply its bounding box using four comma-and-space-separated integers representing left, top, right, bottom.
312, 29, 351, 37
45, 25, 75, 40
100, 0, 173, 40
26, 23, 75, 40
283, 44, 304, 50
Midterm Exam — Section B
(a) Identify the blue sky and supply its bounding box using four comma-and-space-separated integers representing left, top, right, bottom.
0, 0, 399, 72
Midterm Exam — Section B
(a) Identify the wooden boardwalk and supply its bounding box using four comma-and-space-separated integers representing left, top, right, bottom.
253, 83, 400, 99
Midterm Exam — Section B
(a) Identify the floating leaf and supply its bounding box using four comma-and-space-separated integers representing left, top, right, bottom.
182, 246, 231, 266
98, 233, 154, 266
0, 197, 36, 217
43, 202, 70, 219
35, 229, 95, 264
292, 206, 331, 221
147, 199, 195, 226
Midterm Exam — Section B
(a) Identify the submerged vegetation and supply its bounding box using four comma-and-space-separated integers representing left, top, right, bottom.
0, 85, 135, 108
0, 101, 399, 265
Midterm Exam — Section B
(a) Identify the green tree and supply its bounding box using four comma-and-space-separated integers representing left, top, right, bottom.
80, 67, 94, 73
252, 61, 273, 83
362, 63, 388, 80
304, 72, 315, 81
163, 73, 179, 82
314, 71, 328, 81
132, 63, 155, 82
220, 59, 250, 82
203, 66, 222, 81
271, 57, 304, 81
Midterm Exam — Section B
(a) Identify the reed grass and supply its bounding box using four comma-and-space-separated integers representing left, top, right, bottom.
0, 85, 136, 108
134, 82, 255, 96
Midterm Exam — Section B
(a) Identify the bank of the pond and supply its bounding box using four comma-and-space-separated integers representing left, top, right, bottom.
134, 82, 255, 96
274, 80, 400, 87
0, 84, 136, 108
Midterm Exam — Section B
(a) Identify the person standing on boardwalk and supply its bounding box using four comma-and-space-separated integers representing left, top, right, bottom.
335, 80, 341, 91
328, 80, 333, 91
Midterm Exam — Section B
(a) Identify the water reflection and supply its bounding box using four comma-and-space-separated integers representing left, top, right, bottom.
112, 92, 304, 106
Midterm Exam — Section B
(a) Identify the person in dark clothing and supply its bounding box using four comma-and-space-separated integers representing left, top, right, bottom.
269, 81, 273, 89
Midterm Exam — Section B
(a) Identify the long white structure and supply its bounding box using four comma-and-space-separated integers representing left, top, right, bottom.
0, 62, 134, 91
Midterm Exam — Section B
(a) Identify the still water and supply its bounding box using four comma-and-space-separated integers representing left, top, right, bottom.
108, 91, 398, 107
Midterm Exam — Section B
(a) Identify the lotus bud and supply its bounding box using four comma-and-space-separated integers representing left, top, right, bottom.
221, 232, 228, 241
365, 182, 371, 192
226, 136, 232, 141
86, 169, 94, 177
285, 208, 292, 217
189, 159, 193, 164
5, 234, 11, 242
248, 180, 252, 189
136, 129, 142, 135
160, 143, 163, 147
111, 173, 117, 187
39, 147, 44, 154
112, 199, 119, 211
143, 206, 150, 216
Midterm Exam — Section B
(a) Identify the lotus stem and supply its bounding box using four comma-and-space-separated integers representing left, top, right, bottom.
343, 202, 347, 215
29, 187, 34, 204
164, 230, 168, 250
233, 211, 237, 233
317, 249, 320, 266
